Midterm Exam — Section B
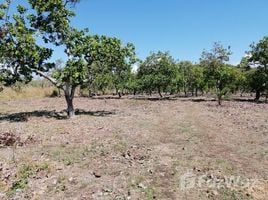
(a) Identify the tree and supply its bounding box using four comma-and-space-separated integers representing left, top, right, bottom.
0, 2, 54, 87
177, 61, 193, 97
0, 0, 88, 118
0, 0, 136, 117
235, 58, 252, 96
52, 58, 87, 117
91, 66, 113, 95
248, 36, 268, 101
200, 42, 235, 105
138, 52, 176, 98
168, 64, 183, 95
247, 68, 267, 101
191, 64, 206, 96
125, 72, 140, 95
82, 35, 136, 98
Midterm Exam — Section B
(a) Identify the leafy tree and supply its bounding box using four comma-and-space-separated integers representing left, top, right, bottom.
248, 36, 268, 101
200, 42, 235, 105
233, 68, 248, 96
238, 56, 251, 71
234, 58, 252, 96
0, 1, 54, 86
191, 64, 206, 96
169, 65, 183, 95
82, 35, 136, 98
177, 61, 205, 97
247, 68, 267, 101
177, 61, 194, 97
138, 52, 176, 98
110, 43, 136, 98
0, 0, 88, 118
0, 0, 136, 117
125, 72, 141, 95
91, 69, 113, 95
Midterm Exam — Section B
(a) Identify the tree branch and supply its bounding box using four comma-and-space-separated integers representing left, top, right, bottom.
31, 68, 64, 89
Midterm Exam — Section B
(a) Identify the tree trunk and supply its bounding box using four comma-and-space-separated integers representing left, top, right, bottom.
64, 85, 76, 118
118, 92, 122, 98
218, 95, 222, 106
58, 88, 61, 97
255, 90, 261, 102
240, 89, 245, 97
88, 89, 93, 98
115, 88, 121, 98
65, 95, 75, 118
195, 88, 198, 97
158, 87, 162, 98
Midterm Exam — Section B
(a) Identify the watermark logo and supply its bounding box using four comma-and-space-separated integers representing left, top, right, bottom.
180, 170, 197, 190
179, 170, 258, 191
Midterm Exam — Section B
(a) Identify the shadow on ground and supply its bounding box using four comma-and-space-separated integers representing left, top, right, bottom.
129, 96, 178, 101
232, 97, 267, 104
0, 109, 115, 122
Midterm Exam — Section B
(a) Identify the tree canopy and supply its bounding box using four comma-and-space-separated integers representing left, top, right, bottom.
0, 0, 268, 117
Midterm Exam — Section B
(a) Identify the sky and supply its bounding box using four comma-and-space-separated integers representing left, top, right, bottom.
9, 0, 268, 65
71, 0, 268, 65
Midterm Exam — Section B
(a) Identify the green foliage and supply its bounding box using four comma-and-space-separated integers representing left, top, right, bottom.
91, 72, 113, 94
28, 0, 76, 45
247, 68, 267, 96
125, 72, 141, 95
176, 61, 206, 96
138, 51, 176, 97
232, 67, 248, 94
53, 59, 87, 87
0, 0, 139, 116
8, 162, 50, 195
144, 186, 155, 200
191, 64, 206, 94
0, 1, 54, 86
201, 42, 235, 104
248, 36, 268, 99
81, 35, 136, 97
0, 0, 267, 106
178, 61, 193, 96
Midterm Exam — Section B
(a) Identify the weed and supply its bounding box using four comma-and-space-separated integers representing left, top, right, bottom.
7, 162, 50, 196
144, 186, 155, 200
218, 188, 252, 200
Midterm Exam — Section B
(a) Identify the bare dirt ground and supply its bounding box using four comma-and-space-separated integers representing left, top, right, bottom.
0, 97, 267, 200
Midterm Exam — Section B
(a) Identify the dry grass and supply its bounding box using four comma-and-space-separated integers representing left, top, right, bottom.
0, 86, 55, 100
0, 97, 267, 199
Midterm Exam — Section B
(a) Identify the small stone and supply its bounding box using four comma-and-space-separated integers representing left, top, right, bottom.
52, 179, 58, 185
93, 171, 101, 178
56, 166, 63, 171
68, 177, 75, 183
138, 183, 146, 189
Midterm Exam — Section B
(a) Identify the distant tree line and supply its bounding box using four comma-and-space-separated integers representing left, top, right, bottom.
80, 41, 267, 106
0, 0, 267, 118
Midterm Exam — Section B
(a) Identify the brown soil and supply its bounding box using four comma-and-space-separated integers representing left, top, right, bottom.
0, 97, 267, 200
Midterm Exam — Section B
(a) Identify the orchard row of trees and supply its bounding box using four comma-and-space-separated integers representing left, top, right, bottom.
137, 40, 268, 104
0, 0, 267, 118
79, 41, 267, 106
